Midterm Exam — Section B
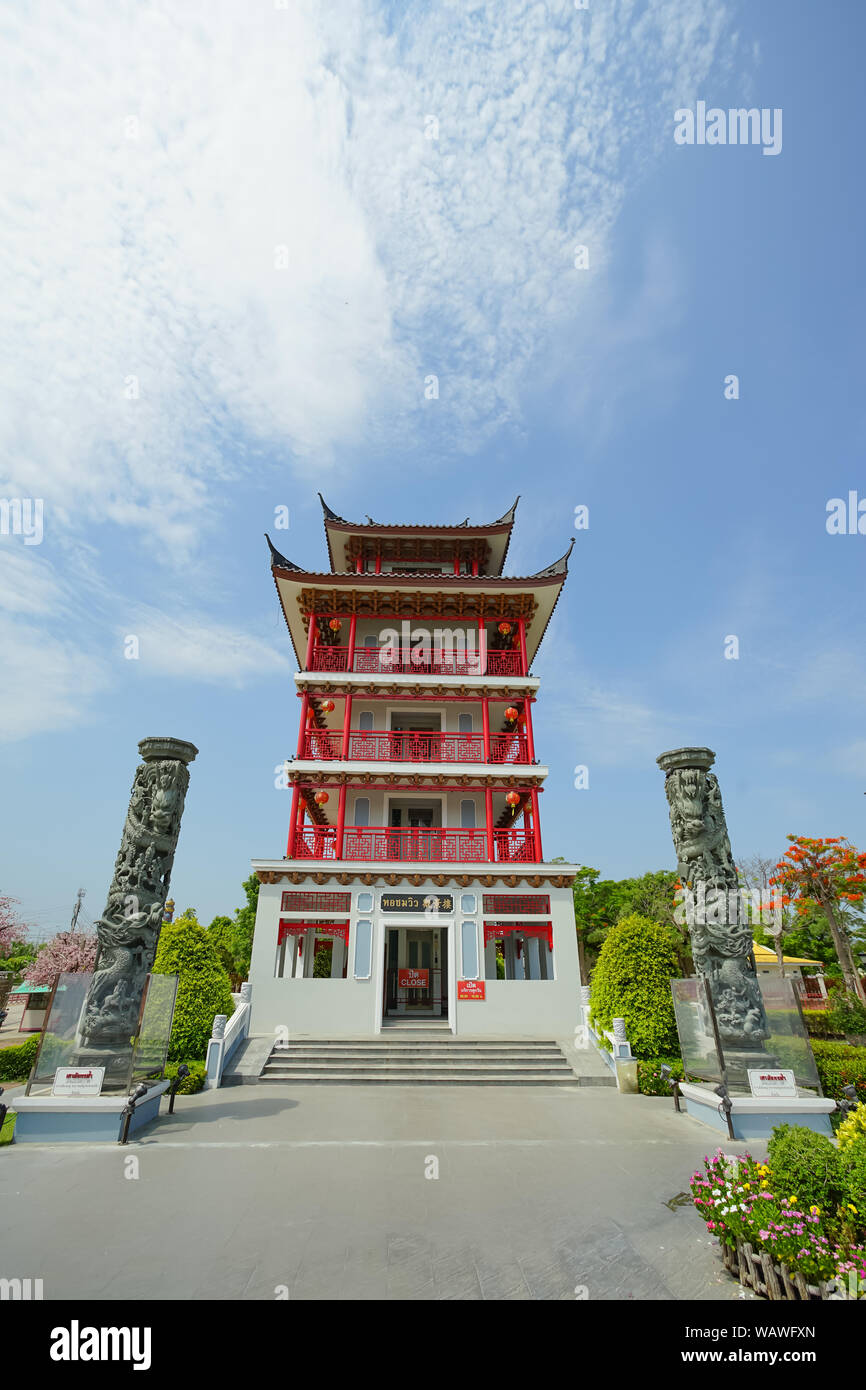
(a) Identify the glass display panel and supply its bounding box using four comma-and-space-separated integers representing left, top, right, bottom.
670, 977, 724, 1086
750, 971, 822, 1094
27, 972, 94, 1095
131, 973, 179, 1082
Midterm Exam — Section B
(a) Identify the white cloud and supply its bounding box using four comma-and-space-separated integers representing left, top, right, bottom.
126, 610, 291, 686
0, 615, 111, 741
0, 0, 739, 547
0, 0, 741, 741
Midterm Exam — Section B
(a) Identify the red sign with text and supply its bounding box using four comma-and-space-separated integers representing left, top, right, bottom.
398, 968, 429, 989
457, 979, 485, 1000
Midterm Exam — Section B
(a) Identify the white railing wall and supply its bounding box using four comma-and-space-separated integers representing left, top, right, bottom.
580, 985, 637, 1091
205, 982, 252, 1089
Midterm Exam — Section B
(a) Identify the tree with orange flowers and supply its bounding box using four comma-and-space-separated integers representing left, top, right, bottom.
769, 837, 866, 1004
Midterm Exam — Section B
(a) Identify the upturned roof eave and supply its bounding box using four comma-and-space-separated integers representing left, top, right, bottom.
318, 494, 521, 575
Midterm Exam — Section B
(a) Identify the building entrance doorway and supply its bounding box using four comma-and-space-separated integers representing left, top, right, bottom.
383, 926, 448, 1019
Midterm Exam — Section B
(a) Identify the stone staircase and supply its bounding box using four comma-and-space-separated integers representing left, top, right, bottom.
259, 1028, 580, 1085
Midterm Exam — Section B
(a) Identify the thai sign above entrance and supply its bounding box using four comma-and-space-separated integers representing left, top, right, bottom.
381, 893, 454, 913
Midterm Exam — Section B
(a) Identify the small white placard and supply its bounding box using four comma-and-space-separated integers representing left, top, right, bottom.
52, 1066, 105, 1097
747, 1067, 797, 1099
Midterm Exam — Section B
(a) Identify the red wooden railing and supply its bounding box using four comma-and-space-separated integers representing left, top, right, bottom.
308, 646, 523, 677
293, 825, 537, 863
300, 730, 529, 763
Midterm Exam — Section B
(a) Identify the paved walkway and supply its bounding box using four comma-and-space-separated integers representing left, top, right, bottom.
0, 1084, 761, 1301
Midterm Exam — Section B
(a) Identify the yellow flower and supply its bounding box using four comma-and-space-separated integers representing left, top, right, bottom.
849, 1204, 859, 1214
788, 1196, 797, 1204
744, 1183, 750, 1190
810, 1206, 820, 1216
761, 1180, 769, 1189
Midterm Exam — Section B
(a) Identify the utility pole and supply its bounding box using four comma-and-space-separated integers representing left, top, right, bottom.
70, 888, 85, 932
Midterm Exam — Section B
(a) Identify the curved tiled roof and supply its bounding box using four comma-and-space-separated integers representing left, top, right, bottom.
318, 493, 520, 531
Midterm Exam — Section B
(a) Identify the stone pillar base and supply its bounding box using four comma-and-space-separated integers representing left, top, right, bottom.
10, 1081, 170, 1144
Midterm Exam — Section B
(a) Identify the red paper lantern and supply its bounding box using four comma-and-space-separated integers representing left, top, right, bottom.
498, 622, 511, 635
506, 791, 520, 807
505, 706, 519, 723
329, 618, 342, 632
320, 699, 335, 713
314, 790, 330, 805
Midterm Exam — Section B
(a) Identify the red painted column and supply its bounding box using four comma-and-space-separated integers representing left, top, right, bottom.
356, 555, 363, 574
297, 692, 310, 757
341, 692, 353, 759
336, 783, 347, 859
296, 797, 307, 856
481, 696, 490, 761
530, 788, 542, 862
485, 786, 494, 862
305, 613, 317, 669
375, 550, 381, 574
453, 553, 459, 575
523, 696, 536, 762
286, 783, 300, 856
518, 618, 528, 675
347, 613, 357, 671
477, 615, 485, 674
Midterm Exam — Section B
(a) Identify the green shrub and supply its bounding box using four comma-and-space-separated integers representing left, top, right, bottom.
827, 992, 866, 1039
837, 1102, 866, 1153
163, 1060, 206, 1094
152, 914, 234, 1061
588, 913, 682, 1059
766, 1123, 845, 1212
811, 1040, 866, 1102
0, 1034, 39, 1081
841, 1138, 866, 1225
637, 1056, 684, 1096
802, 1009, 843, 1040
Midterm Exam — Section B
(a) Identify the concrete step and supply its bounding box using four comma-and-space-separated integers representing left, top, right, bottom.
277, 1045, 566, 1057
260, 1071, 580, 1086
258, 1036, 580, 1086
264, 1067, 575, 1078
281, 1037, 563, 1048
381, 1019, 451, 1028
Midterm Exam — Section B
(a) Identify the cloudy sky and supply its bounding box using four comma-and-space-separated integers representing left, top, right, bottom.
2, 0, 864, 936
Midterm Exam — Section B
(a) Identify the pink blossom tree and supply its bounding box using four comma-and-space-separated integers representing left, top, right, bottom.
25, 931, 98, 986
0, 894, 30, 959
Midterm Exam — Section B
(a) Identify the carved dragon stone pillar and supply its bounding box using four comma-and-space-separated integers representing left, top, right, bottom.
78, 736, 198, 1061
657, 747, 771, 1074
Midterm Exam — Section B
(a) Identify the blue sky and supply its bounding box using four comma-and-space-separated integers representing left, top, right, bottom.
2, 0, 864, 939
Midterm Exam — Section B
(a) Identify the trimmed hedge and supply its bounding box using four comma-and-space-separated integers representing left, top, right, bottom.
842, 1138, 866, 1218
589, 913, 682, 1059
837, 1102, 866, 1153
164, 1059, 206, 1094
766, 1123, 845, 1213
637, 1056, 684, 1096
153, 916, 234, 1061
0, 1034, 39, 1081
811, 1040, 866, 1102
802, 1009, 844, 1040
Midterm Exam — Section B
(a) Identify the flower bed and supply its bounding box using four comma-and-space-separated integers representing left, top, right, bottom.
691, 1141, 866, 1300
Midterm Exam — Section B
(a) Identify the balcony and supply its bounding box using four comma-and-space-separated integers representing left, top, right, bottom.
308, 645, 523, 677
300, 730, 530, 764
292, 825, 537, 863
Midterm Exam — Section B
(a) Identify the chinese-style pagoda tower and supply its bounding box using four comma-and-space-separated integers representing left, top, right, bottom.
248, 495, 581, 1043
